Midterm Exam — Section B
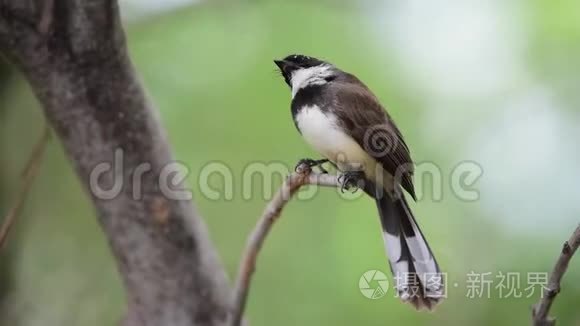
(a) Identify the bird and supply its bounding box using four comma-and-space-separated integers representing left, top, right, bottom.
274, 54, 444, 310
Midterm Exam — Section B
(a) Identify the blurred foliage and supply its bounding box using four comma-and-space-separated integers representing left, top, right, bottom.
0, 1, 579, 325
527, 0, 580, 108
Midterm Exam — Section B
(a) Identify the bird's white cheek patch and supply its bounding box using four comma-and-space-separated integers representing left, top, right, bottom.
291, 65, 331, 98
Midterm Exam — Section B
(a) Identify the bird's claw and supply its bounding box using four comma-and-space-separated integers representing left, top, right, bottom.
339, 171, 365, 193
295, 158, 329, 173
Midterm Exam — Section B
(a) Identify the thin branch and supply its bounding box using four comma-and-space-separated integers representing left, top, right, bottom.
532, 224, 580, 326
230, 164, 340, 326
0, 124, 50, 250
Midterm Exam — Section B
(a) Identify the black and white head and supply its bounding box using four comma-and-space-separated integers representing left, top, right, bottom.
274, 54, 337, 97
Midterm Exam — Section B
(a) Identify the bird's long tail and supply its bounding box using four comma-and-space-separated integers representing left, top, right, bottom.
365, 183, 444, 310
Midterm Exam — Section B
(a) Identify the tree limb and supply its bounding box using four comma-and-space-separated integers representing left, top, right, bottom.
532, 224, 580, 326
0, 1, 232, 325
37, 0, 54, 35
0, 125, 50, 250
230, 165, 340, 326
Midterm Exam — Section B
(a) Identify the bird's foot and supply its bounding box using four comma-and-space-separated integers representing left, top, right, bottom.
295, 158, 329, 173
338, 171, 366, 193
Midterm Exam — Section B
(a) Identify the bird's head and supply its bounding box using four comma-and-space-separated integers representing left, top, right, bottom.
274, 54, 336, 96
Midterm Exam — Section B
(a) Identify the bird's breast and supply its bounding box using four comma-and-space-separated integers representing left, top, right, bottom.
294, 105, 375, 173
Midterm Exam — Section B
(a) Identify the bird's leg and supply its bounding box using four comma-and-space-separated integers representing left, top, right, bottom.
317, 162, 329, 174
338, 170, 366, 193
295, 158, 329, 173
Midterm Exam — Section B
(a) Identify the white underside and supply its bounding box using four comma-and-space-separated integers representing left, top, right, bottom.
295, 105, 385, 184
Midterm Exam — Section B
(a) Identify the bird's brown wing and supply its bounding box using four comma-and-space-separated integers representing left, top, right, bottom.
327, 81, 416, 199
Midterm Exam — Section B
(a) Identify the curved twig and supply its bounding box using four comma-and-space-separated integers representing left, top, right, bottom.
230, 164, 340, 326
532, 224, 580, 326
0, 124, 50, 250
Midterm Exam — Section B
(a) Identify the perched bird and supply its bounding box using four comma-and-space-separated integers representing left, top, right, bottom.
274, 54, 444, 309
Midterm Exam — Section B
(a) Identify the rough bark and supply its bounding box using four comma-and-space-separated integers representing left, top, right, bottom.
0, 1, 232, 325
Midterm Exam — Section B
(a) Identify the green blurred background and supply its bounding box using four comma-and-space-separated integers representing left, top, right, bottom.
1, 1, 579, 325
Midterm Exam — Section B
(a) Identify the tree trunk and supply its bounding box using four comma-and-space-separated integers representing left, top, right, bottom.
0, 1, 232, 325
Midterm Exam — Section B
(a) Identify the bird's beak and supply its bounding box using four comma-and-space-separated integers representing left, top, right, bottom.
273, 59, 286, 70
274, 59, 298, 75
274, 59, 296, 87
